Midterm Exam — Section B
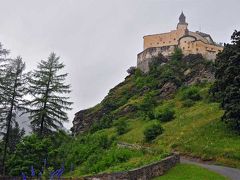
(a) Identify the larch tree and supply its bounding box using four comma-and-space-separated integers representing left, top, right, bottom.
0, 57, 27, 175
27, 53, 72, 136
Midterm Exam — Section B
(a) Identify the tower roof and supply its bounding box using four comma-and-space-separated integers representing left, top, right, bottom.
179, 12, 186, 24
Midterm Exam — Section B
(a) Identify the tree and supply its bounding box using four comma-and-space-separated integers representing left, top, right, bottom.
6, 121, 25, 153
212, 30, 240, 132
171, 48, 183, 61
0, 57, 27, 175
27, 53, 72, 136
7, 134, 53, 176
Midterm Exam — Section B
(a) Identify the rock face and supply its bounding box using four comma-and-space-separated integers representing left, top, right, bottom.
137, 47, 173, 73
71, 107, 107, 134
182, 54, 215, 85
158, 82, 178, 99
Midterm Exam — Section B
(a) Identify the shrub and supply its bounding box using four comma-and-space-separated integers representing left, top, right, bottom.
90, 115, 113, 132
181, 86, 202, 101
127, 66, 136, 75
171, 48, 183, 61
144, 123, 163, 142
83, 147, 138, 174
115, 119, 129, 135
182, 99, 195, 107
155, 106, 175, 122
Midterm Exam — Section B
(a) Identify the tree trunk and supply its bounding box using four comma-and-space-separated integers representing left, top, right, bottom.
39, 69, 52, 137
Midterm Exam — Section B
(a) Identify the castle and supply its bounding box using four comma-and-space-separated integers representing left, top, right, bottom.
137, 12, 223, 72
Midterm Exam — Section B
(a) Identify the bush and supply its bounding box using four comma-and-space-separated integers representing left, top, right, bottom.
83, 147, 139, 174
144, 123, 163, 142
115, 119, 128, 135
90, 115, 113, 132
171, 48, 183, 61
127, 66, 136, 75
155, 106, 175, 122
181, 86, 202, 101
182, 99, 195, 107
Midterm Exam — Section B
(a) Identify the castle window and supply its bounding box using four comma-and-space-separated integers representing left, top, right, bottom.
174, 38, 176, 40
185, 41, 187, 43
163, 42, 165, 44
157, 42, 159, 45
188, 46, 190, 49
196, 48, 199, 51
183, 47, 185, 50
169, 41, 171, 43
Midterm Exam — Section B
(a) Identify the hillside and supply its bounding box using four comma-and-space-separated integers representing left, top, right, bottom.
65, 53, 240, 177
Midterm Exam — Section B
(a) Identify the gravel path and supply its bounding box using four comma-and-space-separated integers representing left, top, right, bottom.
181, 157, 240, 180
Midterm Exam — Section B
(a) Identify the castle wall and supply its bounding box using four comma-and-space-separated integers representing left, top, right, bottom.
137, 46, 175, 73
178, 37, 223, 60
143, 29, 185, 50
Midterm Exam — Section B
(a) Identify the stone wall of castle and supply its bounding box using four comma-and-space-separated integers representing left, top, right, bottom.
137, 46, 175, 73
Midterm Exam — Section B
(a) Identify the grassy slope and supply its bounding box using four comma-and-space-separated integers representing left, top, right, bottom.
153, 164, 228, 180
70, 84, 240, 177
117, 86, 240, 168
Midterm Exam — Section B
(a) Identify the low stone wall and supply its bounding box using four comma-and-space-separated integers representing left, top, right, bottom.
83, 153, 180, 180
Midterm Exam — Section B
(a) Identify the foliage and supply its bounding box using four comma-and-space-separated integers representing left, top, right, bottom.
182, 99, 195, 107
127, 66, 136, 75
7, 134, 53, 176
180, 86, 202, 101
170, 48, 183, 61
5, 121, 25, 153
90, 115, 113, 133
27, 53, 72, 136
0, 56, 28, 174
155, 107, 175, 122
81, 147, 138, 174
7, 131, 70, 176
211, 30, 240, 132
115, 119, 129, 135
144, 123, 163, 142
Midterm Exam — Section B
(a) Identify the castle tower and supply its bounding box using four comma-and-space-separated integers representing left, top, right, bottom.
177, 12, 188, 30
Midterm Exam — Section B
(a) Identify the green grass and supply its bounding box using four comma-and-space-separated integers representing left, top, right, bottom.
153, 164, 228, 180
116, 85, 240, 168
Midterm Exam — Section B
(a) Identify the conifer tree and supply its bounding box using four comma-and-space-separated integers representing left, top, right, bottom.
0, 57, 27, 175
27, 53, 72, 136
212, 30, 240, 132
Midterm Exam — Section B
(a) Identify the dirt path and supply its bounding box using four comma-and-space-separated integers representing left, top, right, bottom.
181, 157, 240, 180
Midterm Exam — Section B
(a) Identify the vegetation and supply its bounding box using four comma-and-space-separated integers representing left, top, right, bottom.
144, 123, 164, 142
27, 53, 73, 136
0, 53, 28, 174
115, 118, 129, 135
154, 105, 175, 122
154, 164, 228, 180
212, 30, 240, 133
0, 43, 72, 176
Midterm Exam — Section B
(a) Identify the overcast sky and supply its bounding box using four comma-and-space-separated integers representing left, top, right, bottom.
0, 0, 239, 129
